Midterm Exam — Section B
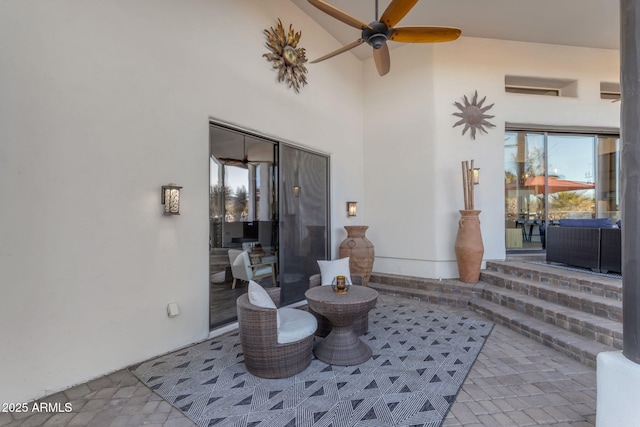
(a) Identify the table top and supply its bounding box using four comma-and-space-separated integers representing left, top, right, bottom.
305, 285, 378, 306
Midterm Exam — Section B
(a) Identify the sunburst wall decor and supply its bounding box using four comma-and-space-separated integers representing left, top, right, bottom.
452, 90, 495, 139
263, 19, 308, 93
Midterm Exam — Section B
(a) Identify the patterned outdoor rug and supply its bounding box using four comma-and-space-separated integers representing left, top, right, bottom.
130, 296, 493, 427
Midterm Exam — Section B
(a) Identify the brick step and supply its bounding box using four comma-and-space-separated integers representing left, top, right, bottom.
477, 283, 622, 349
469, 297, 613, 368
369, 273, 482, 296
368, 282, 473, 308
480, 270, 622, 322
484, 260, 622, 301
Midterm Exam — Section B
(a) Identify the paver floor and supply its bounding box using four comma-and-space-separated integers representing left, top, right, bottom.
0, 296, 596, 426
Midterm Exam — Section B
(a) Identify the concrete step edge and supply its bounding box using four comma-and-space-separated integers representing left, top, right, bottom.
484, 260, 622, 294
480, 269, 622, 307
470, 298, 618, 365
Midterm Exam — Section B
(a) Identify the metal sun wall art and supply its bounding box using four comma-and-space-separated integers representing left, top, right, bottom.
452, 90, 495, 139
263, 19, 308, 93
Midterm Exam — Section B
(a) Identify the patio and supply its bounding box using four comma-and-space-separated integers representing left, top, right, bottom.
0, 292, 596, 426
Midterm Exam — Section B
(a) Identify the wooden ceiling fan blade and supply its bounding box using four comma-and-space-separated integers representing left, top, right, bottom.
379, 0, 419, 28
390, 26, 462, 43
311, 39, 364, 63
373, 42, 390, 76
307, 0, 372, 30
217, 157, 248, 167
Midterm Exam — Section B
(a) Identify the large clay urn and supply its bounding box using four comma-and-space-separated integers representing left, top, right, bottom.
455, 210, 484, 283
339, 225, 375, 286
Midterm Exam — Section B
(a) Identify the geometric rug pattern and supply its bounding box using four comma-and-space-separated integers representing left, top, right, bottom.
130, 297, 493, 427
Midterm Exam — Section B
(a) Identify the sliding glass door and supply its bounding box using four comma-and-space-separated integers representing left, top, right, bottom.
504, 131, 617, 251
209, 124, 330, 328
278, 144, 330, 305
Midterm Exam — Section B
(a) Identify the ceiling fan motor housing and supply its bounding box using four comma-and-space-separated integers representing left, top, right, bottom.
363, 21, 392, 49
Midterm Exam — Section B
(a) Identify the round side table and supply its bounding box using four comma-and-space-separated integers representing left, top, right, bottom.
305, 285, 378, 365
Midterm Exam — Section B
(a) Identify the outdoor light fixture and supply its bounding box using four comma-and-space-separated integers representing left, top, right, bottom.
473, 168, 480, 185
161, 184, 182, 215
347, 201, 357, 217
293, 185, 300, 197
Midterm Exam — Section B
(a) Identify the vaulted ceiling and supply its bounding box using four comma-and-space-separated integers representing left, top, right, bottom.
292, 0, 619, 60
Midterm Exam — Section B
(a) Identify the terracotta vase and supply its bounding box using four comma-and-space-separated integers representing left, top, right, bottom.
455, 210, 484, 283
339, 225, 375, 286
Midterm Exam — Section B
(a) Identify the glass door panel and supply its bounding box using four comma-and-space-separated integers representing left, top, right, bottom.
546, 135, 595, 222
597, 136, 620, 222
279, 145, 330, 306
505, 131, 602, 252
209, 126, 277, 329
504, 131, 545, 250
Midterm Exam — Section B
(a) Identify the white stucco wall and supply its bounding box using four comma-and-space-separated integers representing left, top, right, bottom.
365, 37, 619, 278
0, 0, 364, 403
0, 0, 621, 403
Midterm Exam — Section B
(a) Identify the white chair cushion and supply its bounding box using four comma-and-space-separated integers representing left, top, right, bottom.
317, 257, 350, 285
232, 250, 246, 266
247, 281, 280, 327
277, 308, 318, 344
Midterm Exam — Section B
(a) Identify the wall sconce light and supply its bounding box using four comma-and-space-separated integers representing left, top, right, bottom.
293, 185, 300, 197
472, 168, 480, 185
347, 201, 357, 217
161, 183, 182, 215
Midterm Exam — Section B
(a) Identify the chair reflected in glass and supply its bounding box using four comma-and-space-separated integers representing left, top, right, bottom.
228, 249, 277, 289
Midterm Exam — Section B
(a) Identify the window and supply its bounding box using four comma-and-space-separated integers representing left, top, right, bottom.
505, 75, 578, 97
600, 82, 621, 102
504, 130, 619, 251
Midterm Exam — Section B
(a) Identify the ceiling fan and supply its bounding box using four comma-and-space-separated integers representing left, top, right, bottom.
308, 0, 461, 76
217, 137, 255, 168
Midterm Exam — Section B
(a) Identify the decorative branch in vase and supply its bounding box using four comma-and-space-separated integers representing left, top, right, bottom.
461, 159, 476, 210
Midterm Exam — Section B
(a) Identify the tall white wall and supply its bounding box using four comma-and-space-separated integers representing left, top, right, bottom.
0, 0, 621, 403
0, 0, 364, 402
364, 37, 619, 278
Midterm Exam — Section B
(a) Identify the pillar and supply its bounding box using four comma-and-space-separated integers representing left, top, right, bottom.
621, 0, 640, 363
596, 2, 640, 425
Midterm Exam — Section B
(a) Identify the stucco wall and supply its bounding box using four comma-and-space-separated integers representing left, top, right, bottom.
0, 0, 364, 402
364, 37, 619, 278
0, 0, 621, 403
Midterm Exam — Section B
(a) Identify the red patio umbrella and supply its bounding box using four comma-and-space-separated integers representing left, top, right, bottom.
506, 176, 594, 194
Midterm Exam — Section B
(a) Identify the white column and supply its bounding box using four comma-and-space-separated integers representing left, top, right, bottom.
596, 1, 640, 424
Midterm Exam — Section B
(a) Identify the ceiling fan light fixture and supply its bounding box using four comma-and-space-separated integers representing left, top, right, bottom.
362, 22, 391, 49
370, 35, 387, 49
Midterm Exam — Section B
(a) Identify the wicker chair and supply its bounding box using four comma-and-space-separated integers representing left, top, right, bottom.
236, 287, 316, 378
308, 273, 368, 337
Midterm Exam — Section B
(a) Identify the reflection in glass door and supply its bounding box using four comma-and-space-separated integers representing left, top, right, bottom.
209, 125, 278, 329
279, 145, 330, 305
504, 131, 603, 251
596, 136, 620, 222
209, 124, 330, 329
546, 135, 595, 223
504, 132, 546, 250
